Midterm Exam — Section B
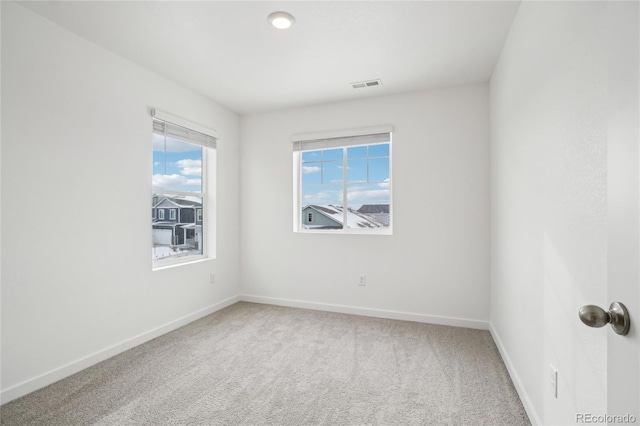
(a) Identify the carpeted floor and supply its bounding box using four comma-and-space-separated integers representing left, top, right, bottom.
0, 302, 530, 425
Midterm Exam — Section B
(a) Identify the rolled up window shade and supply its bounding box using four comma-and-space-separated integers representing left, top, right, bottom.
293, 132, 389, 152
293, 133, 390, 152
153, 119, 216, 149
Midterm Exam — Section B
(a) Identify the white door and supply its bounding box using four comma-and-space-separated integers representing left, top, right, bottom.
605, 2, 639, 422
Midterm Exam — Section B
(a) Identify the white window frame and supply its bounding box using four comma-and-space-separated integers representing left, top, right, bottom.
151, 108, 218, 270
169, 209, 176, 221
292, 126, 393, 235
158, 210, 165, 220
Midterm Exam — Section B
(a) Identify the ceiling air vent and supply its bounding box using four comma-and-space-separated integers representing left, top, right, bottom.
351, 79, 382, 89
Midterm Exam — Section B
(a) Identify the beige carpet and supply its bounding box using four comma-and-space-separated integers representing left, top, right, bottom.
1, 302, 529, 425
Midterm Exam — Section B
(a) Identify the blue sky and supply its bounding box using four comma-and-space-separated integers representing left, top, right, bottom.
301, 143, 390, 210
152, 134, 202, 192
152, 137, 391, 210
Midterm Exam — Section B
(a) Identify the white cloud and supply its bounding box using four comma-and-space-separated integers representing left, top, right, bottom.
378, 178, 390, 188
302, 166, 321, 174
347, 188, 390, 203
176, 159, 202, 176
152, 174, 201, 189
302, 189, 342, 205
302, 186, 389, 208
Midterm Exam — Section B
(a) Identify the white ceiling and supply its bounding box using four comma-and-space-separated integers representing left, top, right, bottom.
19, 1, 520, 115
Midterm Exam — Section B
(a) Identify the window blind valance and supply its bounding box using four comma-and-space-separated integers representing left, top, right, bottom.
293, 132, 390, 152
152, 119, 217, 149
150, 108, 217, 149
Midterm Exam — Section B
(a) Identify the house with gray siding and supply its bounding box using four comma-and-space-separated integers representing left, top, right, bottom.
357, 204, 390, 225
152, 196, 203, 247
301, 205, 384, 229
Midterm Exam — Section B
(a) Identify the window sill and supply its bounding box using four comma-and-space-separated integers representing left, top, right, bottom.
294, 228, 392, 236
152, 255, 213, 271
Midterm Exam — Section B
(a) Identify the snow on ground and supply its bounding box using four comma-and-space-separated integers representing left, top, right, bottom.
152, 246, 177, 260
152, 246, 200, 260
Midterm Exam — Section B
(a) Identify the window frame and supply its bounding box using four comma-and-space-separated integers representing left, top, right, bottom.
292, 126, 393, 235
151, 108, 217, 270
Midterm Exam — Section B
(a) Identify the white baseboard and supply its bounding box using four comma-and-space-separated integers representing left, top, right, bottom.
240, 294, 489, 330
1, 295, 240, 405
2, 294, 490, 405
489, 323, 540, 426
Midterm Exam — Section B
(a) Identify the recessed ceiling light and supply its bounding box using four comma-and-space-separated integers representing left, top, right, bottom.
268, 11, 295, 30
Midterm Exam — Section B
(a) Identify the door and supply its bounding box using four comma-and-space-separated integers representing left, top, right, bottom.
606, 2, 639, 422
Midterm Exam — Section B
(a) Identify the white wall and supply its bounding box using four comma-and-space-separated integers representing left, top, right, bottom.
0, 0, 3, 399
490, 2, 610, 424
240, 84, 490, 328
1, 3, 241, 402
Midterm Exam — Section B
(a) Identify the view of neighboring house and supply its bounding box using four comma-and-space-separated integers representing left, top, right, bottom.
152, 196, 203, 259
357, 204, 390, 226
301, 204, 387, 229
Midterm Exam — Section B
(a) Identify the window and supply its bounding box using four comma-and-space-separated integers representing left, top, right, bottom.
151, 109, 217, 267
293, 128, 392, 233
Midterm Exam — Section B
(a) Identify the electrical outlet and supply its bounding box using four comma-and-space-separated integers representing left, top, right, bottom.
549, 364, 558, 398
359, 275, 366, 286
210, 273, 216, 284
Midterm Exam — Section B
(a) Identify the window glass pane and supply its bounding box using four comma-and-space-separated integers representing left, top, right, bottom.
152, 194, 204, 260
302, 150, 322, 163
323, 148, 343, 161
368, 157, 390, 183
347, 183, 390, 228
347, 146, 367, 159
300, 186, 343, 230
323, 161, 343, 184
153, 138, 202, 193
368, 143, 390, 157
347, 159, 367, 183
301, 162, 322, 185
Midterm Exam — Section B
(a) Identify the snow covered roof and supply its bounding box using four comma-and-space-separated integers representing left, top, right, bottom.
153, 196, 202, 209
304, 205, 384, 229
358, 204, 390, 214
